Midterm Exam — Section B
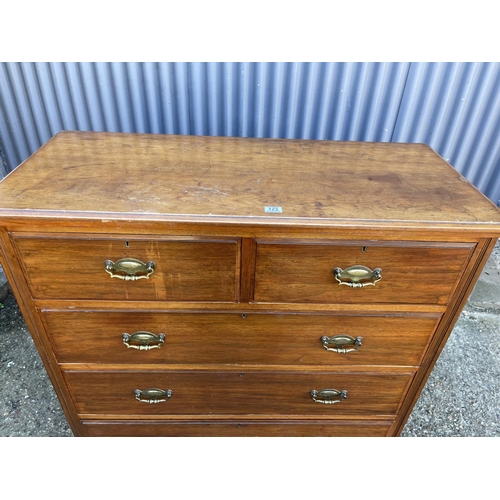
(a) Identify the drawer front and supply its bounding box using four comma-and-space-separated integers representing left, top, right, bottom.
82, 419, 393, 437
64, 370, 413, 417
254, 241, 474, 305
43, 311, 439, 366
14, 235, 239, 301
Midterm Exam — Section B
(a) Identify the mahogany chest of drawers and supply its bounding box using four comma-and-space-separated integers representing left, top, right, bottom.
0, 131, 499, 437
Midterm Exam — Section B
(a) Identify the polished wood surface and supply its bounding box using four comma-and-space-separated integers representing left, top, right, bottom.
82, 420, 393, 437
42, 310, 439, 366
14, 235, 239, 301
1, 131, 500, 229
255, 241, 473, 305
64, 369, 413, 416
1, 131, 499, 437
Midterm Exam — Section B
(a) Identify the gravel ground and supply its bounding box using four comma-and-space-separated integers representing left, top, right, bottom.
401, 307, 500, 436
0, 293, 73, 436
1, 242, 499, 437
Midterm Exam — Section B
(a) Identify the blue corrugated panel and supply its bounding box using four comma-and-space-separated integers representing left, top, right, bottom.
0, 62, 498, 203
393, 62, 500, 203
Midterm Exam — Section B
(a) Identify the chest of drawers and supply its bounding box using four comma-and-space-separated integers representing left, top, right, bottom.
0, 131, 499, 437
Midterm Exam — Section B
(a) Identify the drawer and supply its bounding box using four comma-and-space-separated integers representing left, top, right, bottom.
81, 419, 394, 437
64, 369, 413, 417
13, 235, 239, 301
254, 240, 474, 305
43, 311, 439, 366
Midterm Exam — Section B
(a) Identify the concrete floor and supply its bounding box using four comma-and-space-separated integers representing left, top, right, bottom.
1, 241, 499, 437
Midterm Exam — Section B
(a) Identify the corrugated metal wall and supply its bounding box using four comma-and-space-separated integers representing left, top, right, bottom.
1, 62, 499, 204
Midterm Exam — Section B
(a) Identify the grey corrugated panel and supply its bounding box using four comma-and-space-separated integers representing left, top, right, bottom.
0, 65, 17, 174
392, 62, 500, 203
0, 62, 499, 203
0, 140, 8, 178
0, 61, 408, 161
0, 159, 6, 179
0, 63, 33, 167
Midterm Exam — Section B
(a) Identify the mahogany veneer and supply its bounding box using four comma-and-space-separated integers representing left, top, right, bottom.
0, 131, 499, 437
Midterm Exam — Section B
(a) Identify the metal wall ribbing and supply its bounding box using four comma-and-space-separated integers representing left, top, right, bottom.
0, 62, 498, 203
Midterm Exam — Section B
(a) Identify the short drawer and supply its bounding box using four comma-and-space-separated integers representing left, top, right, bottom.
64, 369, 413, 417
81, 419, 393, 437
13, 235, 239, 301
254, 240, 474, 305
43, 310, 439, 367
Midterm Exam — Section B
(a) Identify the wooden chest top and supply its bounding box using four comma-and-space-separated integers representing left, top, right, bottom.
1, 131, 500, 438
1, 131, 499, 230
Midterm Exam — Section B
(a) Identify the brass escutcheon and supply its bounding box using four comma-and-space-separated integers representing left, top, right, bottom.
105, 258, 155, 280
321, 335, 363, 353
122, 331, 165, 350
333, 265, 382, 287
310, 389, 348, 405
134, 388, 172, 404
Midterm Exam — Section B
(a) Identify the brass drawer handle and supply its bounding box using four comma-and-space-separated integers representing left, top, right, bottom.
134, 388, 173, 404
321, 335, 363, 353
333, 265, 382, 287
310, 389, 347, 405
105, 258, 155, 280
122, 331, 165, 350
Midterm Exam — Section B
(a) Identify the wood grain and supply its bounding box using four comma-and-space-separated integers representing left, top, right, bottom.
255, 241, 474, 305
64, 369, 413, 417
82, 419, 393, 437
42, 310, 439, 367
391, 237, 499, 435
240, 238, 257, 302
0, 131, 499, 228
1, 132, 499, 437
0, 230, 86, 435
14, 235, 239, 301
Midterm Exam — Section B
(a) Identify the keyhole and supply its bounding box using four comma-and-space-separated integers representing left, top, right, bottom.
241, 314, 246, 319
362, 246, 367, 252
240, 373, 243, 377
125, 241, 130, 248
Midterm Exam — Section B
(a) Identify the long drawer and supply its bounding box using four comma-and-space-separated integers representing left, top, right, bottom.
13, 235, 240, 301
82, 419, 394, 437
64, 370, 413, 417
254, 240, 474, 305
43, 311, 439, 366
